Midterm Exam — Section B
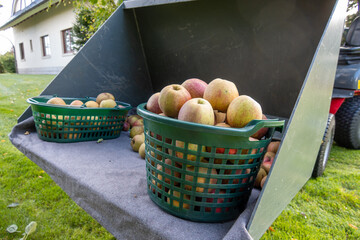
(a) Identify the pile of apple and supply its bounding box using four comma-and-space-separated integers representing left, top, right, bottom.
45, 92, 124, 108
146, 78, 266, 131
123, 114, 147, 159
255, 140, 280, 189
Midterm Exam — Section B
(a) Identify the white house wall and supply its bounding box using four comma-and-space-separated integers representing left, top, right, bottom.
13, 3, 75, 74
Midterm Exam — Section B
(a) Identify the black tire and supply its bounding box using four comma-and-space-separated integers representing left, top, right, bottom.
334, 95, 360, 149
312, 114, 335, 178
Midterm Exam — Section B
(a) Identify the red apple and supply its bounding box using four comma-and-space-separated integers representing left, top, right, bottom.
181, 78, 208, 98
178, 98, 215, 125
267, 141, 280, 153
251, 114, 269, 139
203, 78, 239, 112
122, 121, 130, 131
133, 118, 144, 127
146, 92, 162, 114
158, 84, 191, 118
261, 151, 276, 173
227, 95, 262, 128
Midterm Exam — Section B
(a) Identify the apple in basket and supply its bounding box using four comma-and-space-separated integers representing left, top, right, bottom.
158, 84, 191, 118
251, 114, 269, 140
178, 98, 215, 126
146, 92, 162, 114
227, 95, 262, 128
181, 78, 208, 98
203, 78, 239, 112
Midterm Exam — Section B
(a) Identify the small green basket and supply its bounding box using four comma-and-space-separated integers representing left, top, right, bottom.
27, 96, 132, 143
137, 103, 284, 223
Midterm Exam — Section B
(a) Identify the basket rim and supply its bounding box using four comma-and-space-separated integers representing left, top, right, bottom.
137, 103, 284, 137
27, 95, 132, 111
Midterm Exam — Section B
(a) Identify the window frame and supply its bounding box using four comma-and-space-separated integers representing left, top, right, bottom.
19, 42, 25, 60
61, 28, 74, 54
40, 35, 51, 57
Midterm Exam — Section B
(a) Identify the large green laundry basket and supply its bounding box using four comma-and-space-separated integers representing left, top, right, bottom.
137, 103, 284, 222
27, 96, 132, 143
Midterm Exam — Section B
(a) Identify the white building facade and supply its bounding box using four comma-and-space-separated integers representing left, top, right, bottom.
0, 0, 76, 74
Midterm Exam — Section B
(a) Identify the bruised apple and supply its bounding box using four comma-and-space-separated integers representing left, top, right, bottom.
158, 84, 191, 118
203, 78, 239, 112
227, 95, 262, 128
181, 78, 208, 98
178, 98, 215, 125
146, 92, 162, 114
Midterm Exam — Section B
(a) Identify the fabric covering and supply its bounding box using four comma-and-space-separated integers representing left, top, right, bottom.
9, 117, 260, 240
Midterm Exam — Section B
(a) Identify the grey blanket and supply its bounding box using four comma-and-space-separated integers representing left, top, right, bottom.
9, 117, 259, 240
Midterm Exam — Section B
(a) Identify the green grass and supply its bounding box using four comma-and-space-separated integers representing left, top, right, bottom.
260, 144, 360, 240
0, 73, 359, 239
0, 74, 115, 240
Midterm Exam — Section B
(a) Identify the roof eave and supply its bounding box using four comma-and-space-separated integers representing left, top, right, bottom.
0, 0, 61, 31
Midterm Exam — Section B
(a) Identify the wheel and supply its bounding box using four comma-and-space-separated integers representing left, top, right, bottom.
334, 95, 360, 149
312, 114, 335, 178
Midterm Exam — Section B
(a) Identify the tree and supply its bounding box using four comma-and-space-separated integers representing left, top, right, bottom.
346, 0, 359, 27
0, 51, 16, 73
71, 0, 122, 50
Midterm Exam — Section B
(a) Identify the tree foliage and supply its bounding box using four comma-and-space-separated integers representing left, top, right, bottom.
71, 0, 122, 50
0, 51, 16, 73
346, 0, 359, 27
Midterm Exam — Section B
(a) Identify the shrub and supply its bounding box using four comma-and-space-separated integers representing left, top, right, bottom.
0, 51, 16, 73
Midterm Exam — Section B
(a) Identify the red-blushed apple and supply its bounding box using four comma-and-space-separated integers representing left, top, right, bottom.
267, 141, 280, 153
184, 166, 217, 193
181, 78, 208, 98
205, 189, 229, 213
261, 151, 276, 173
146, 92, 162, 114
127, 115, 142, 127
227, 95, 262, 128
251, 114, 269, 139
158, 84, 191, 118
178, 98, 215, 125
132, 118, 144, 127
203, 78, 239, 112
122, 121, 130, 131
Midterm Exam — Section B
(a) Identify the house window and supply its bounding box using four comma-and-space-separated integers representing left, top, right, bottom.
62, 28, 74, 54
41, 35, 51, 57
19, 43, 25, 60
29, 39, 33, 52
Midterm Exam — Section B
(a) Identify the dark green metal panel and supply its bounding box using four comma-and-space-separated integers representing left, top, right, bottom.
133, 0, 337, 119
248, 0, 348, 239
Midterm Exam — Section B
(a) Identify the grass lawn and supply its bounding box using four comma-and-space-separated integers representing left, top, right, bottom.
0, 73, 359, 239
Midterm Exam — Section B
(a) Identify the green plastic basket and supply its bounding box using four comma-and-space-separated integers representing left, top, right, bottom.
137, 103, 284, 223
27, 96, 132, 143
